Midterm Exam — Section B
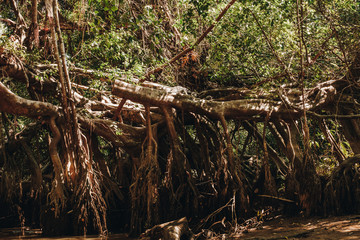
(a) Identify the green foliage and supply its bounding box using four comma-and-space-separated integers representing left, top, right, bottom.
0, 22, 8, 42
53, 0, 358, 89
178, 0, 217, 35
181, 0, 359, 87
80, 30, 143, 70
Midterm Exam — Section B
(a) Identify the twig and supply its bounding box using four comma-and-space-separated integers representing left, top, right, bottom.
306, 31, 335, 66
195, 197, 234, 231
9, 0, 27, 28
9, 0, 27, 43
0, 18, 16, 27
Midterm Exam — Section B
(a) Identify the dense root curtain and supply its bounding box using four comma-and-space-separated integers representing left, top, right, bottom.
130, 104, 161, 235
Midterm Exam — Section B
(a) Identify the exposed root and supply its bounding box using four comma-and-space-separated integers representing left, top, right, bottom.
75, 131, 107, 235
47, 116, 66, 216
91, 135, 124, 206
130, 104, 160, 235
161, 106, 199, 215
219, 115, 248, 214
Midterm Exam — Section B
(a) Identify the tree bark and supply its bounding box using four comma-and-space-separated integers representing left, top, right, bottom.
0, 82, 58, 118
27, 0, 39, 49
112, 80, 302, 120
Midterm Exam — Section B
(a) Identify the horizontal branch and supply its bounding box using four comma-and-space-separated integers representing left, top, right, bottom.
112, 80, 302, 120
78, 117, 146, 156
0, 81, 59, 117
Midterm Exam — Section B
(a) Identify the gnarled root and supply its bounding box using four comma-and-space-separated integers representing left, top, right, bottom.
48, 116, 66, 216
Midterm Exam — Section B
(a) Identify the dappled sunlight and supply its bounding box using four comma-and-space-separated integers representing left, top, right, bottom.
239, 215, 360, 240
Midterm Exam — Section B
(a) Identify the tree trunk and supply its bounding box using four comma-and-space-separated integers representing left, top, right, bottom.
28, 0, 40, 49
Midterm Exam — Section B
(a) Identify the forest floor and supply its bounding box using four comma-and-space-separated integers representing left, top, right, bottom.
0, 215, 360, 239
235, 214, 360, 240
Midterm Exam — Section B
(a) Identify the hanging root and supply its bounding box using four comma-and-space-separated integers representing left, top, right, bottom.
218, 115, 232, 188
161, 106, 199, 212
130, 104, 160, 235
219, 115, 248, 213
75, 131, 107, 235
262, 113, 277, 196
92, 135, 124, 206
323, 154, 360, 215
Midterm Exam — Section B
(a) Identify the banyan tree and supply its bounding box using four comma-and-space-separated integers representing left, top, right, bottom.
1, 0, 360, 237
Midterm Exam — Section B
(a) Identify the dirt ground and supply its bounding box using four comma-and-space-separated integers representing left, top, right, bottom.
1, 215, 360, 239
235, 215, 360, 240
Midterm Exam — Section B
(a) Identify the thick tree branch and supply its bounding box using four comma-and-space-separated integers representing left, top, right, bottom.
0, 81, 58, 117
112, 80, 302, 120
